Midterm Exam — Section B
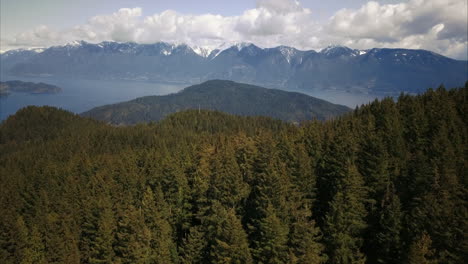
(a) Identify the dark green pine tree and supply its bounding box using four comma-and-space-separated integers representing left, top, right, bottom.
89, 199, 115, 264
288, 201, 327, 264
373, 184, 403, 264
37, 190, 80, 264
406, 169, 467, 264
80, 181, 115, 264
189, 144, 212, 220
113, 204, 151, 264
207, 139, 250, 210
278, 132, 318, 205
245, 134, 291, 263
141, 186, 176, 264
323, 165, 367, 264
79, 197, 100, 263
14, 216, 46, 264
179, 226, 208, 264
289, 211, 327, 264
14, 216, 31, 263
315, 130, 357, 227
357, 117, 390, 201
407, 232, 436, 264
80, 202, 100, 263
160, 156, 192, 238
279, 134, 327, 263
28, 224, 47, 264
0, 219, 15, 263
251, 203, 289, 264
208, 202, 253, 264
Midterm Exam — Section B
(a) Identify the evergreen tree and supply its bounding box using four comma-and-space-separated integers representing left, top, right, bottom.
208, 203, 252, 264
179, 226, 208, 264
288, 208, 326, 264
89, 200, 115, 264
113, 205, 151, 264
207, 139, 250, 210
141, 186, 175, 264
251, 203, 289, 264
14, 216, 46, 264
407, 232, 436, 264
373, 184, 402, 264
323, 165, 367, 264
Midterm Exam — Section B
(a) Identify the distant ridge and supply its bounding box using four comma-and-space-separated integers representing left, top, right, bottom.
81, 80, 350, 125
2, 41, 466, 96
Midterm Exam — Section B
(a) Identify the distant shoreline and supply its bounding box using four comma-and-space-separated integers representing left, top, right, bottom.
0, 80, 62, 96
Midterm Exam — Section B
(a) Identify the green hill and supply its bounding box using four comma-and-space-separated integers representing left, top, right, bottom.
81, 80, 350, 124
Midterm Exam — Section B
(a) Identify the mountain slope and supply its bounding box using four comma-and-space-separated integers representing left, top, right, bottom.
2, 41, 466, 95
81, 80, 350, 124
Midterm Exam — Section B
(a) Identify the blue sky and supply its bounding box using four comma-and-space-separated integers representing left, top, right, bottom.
1, 0, 466, 59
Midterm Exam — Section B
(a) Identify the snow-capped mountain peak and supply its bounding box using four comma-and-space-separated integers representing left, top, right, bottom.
321, 45, 352, 54
234, 42, 254, 51
359, 50, 368, 55
65, 40, 87, 47
204, 42, 254, 59
319, 45, 366, 58
1, 47, 45, 57
277, 46, 298, 63
215, 41, 255, 51
191, 46, 213, 58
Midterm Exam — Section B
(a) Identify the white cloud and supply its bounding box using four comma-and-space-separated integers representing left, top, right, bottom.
236, 1, 311, 37
327, 0, 467, 59
74, 7, 143, 42
8, 25, 61, 46
139, 10, 239, 45
328, 1, 411, 42
2, 0, 467, 59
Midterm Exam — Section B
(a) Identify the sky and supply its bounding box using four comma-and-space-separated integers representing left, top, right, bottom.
1, 0, 467, 59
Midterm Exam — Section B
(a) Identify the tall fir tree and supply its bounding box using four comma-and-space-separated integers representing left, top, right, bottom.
141, 186, 176, 264
179, 226, 208, 264
250, 203, 289, 264
407, 232, 436, 264
207, 202, 253, 264
323, 165, 368, 264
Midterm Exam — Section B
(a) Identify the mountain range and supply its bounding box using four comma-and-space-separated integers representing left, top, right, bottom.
81, 80, 350, 125
2, 41, 466, 96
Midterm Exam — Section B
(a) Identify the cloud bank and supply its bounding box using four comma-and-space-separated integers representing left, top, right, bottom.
2, 0, 467, 59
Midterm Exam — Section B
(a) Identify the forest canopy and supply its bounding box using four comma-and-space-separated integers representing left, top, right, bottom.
0, 83, 467, 264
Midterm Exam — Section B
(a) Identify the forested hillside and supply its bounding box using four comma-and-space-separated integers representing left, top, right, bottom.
0, 84, 466, 264
82, 80, 350, 124
0, 80, 62, 96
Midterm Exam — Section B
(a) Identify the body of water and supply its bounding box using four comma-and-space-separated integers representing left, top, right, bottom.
0, 76, 187, 120
0, 75, 385, 121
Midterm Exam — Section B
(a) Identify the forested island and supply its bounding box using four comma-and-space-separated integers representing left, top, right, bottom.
0, 84, 466, 263
0, 80, 62, 96
82, 80, 350, 124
